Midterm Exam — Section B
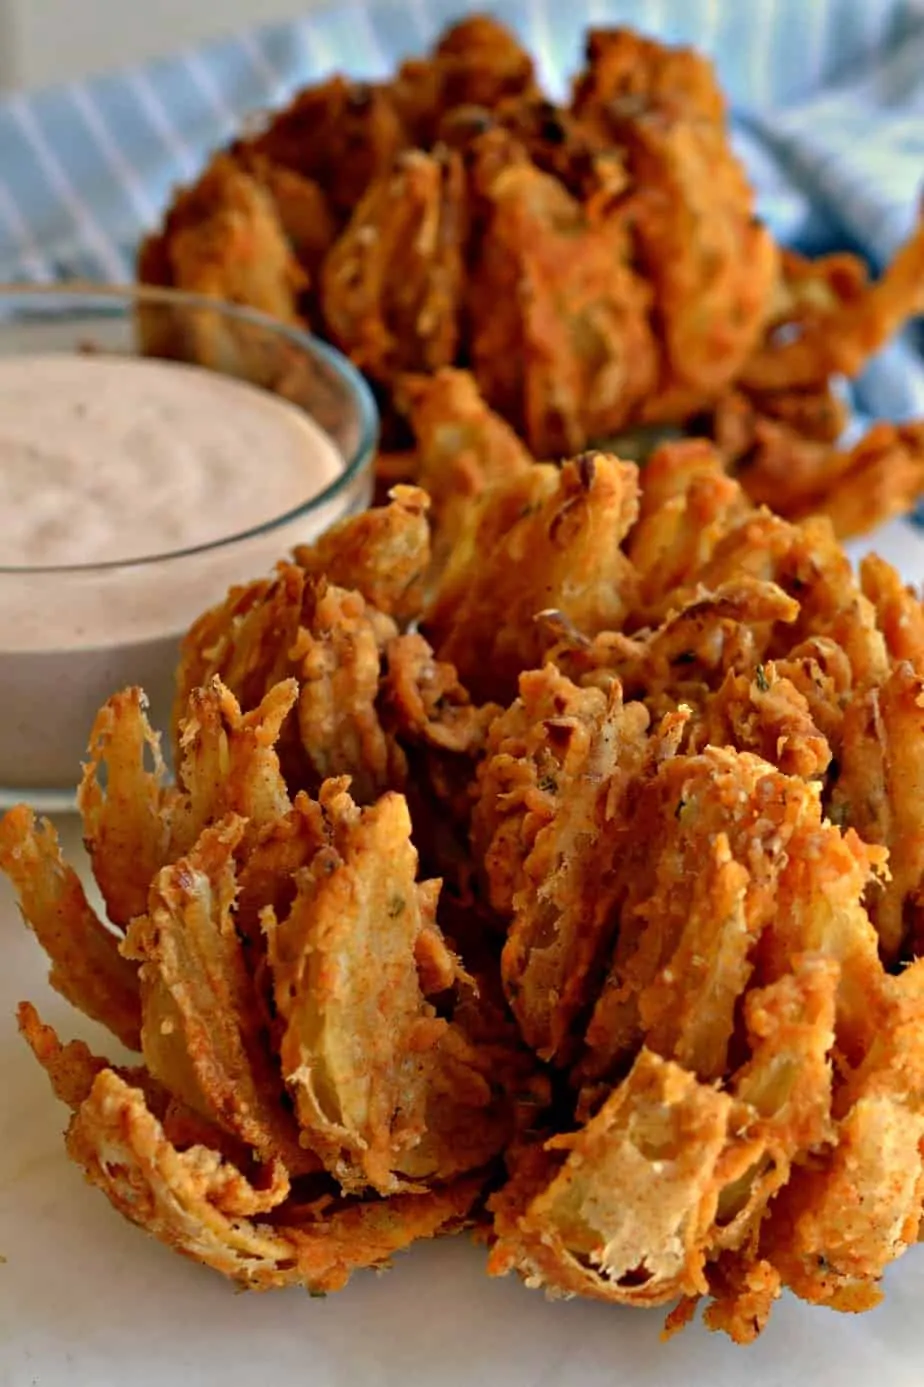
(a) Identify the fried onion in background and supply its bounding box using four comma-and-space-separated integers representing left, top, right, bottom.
139, 16, 924, 536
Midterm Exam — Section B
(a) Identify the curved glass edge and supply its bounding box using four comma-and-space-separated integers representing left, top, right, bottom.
0, 783, 78, 814
0, 282, 380, 574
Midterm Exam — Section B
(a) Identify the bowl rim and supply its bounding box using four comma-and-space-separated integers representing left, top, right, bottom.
0, 281, 380, 575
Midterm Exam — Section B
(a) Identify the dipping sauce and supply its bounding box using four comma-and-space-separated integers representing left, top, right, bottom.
0, 353, 343, 567
0, 348, 373, 794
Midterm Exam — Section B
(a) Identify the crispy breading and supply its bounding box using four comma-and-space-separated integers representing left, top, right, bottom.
471, 667, 612, 918
78, 687, 176, 929
752, 822, 888, 1067
683, 511, 889, 693
174, 547, 497, 868
425, 468, 555, 696
545, 608, 836, 785
138, 154, 305, 336
431, 15, 538, 113
727, 415, 924, 538
293, 484, 431, 624
437, 96, 628, 207
689, 664, 832, 779
860, 553, 924, 674
172, 679, 297, 856
811, 422, 924, 540
64, 1065, 481, 1291
772, 636, 853, 749
234, 150, 337, 283
176, 569, 398, 803
572, 28, 778, 411
693, 1257, 782, 1344
630, 580, 797, 697
263, 783, 447, 1192
829, 662, 924, 963
320, 148, 466, 386
18, 1001, 252, 1164
390, 17, 538, 148
396, 1003, 547, 1188
0, 807, 141, 1049
473, 668, 650, 1061
382, 632, 500, 761
638, 834, 754, 1083
174, 567, 301, 738
234, 790, 328, 953
466, 134, 657, 455
378, 631, 500, 902
244, 76, 408, 222
381, 632, 497, 839
18, 999, 263, 1170
18, 1000, 134, 1110
573, 27, 727, 125
765, 246, 870, 335
546, 579, 799, 723
395, 368, 533, 561
122, 816, 315, 1172
764, 1093, 924, 1312
626, 440, 751, 616
80, 680, 297, 918
745, 384, 851, 444
177, 483, 422, 719
264, 780, 527, 1193
741, 207, 924, 392
428, 453, 641, 704
289, 582, 398, 802
717, 955, 839, 1250
489, 1051, 736, 1306
66, 1067, 291, 1245
579, 748, 877, 1088
711, 381, 850, 464
761, 963, 924, 1311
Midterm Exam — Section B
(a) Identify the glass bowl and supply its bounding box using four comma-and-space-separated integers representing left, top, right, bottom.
0, 283, 379, 811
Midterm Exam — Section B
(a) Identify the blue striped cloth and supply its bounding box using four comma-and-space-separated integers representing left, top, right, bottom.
0, 0, 922, 460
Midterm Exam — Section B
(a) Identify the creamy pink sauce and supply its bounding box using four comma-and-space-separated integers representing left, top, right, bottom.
0, 352, 361, 793
0, 353, 343, 567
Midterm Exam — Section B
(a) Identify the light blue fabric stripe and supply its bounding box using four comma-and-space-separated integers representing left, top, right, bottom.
115, 69, 202, 187
39, 87, 149, 241
178, 48, 246, 145
747, 20, 924, 265
0, 182, 53, 280
855, 340, 924, 421
77, 74, 180, 201
366, 3, 433, 67
728, 124, 820, 247
312, 8, 392, 78
1, 96, 127, 278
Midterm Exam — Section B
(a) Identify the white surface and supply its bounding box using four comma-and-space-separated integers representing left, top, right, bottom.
5, 667, 924, 1386
0, 0, 331, 90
